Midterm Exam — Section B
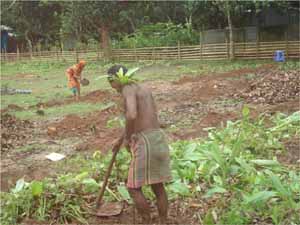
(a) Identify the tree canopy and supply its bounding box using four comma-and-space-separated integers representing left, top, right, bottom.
1, 0, 298, 52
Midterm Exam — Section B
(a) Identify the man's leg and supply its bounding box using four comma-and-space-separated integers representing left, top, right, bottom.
128, 187, 151, 223
77, 86, 80, 100
71, 88, 77, 100
151, 183, 168, 224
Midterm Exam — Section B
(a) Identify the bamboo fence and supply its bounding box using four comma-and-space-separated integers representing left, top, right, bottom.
1, 41, 299, 62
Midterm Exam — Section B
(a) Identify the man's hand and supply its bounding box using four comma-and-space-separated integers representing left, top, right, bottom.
112, 136, 123, 153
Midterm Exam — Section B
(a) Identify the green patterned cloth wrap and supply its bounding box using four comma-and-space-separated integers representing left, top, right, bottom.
127, 129, 172, 188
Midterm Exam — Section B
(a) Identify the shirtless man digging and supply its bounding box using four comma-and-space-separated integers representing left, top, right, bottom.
107, 65, 172, 224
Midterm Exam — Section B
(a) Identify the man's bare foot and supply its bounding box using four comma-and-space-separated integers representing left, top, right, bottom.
159, 217, 167, 224
141, 213, 151, 224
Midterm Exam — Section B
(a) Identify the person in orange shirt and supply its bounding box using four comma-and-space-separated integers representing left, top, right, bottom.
66, 60, 86, 100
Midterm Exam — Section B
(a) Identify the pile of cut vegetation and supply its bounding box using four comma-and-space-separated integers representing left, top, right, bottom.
236, 69, 299, 104
1, 114, 33, 152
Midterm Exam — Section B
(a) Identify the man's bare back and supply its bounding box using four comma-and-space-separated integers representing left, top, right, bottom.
122, 83, 160, 139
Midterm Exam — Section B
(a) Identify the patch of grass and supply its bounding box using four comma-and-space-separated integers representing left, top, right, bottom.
278, 60, 300, 70
12, 102, 115, 120
15, 143, 47, 153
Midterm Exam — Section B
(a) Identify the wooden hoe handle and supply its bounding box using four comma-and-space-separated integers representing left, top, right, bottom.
96, 144, 121, 209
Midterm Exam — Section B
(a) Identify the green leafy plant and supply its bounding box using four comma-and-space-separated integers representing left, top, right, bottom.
1, 110, 299, 225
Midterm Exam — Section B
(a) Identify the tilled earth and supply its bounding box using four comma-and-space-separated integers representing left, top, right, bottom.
1, 64, 299, 224
1, 114, 34, 152
234, 69, 300, 104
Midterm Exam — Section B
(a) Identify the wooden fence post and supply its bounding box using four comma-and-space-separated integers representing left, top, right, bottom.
134, 43, 137, 62
151, 47, 154, 61
285, 30, 289, 59
226, 35, 230, 59
256, 27, 260, 59
118, 43, 121, 62
56, 47, 59, 61
177, 41, 181, 60
200, 43, 203, 60
17, 46, 20, 61
97, 44, 100, 61
76, 49, 79, 63
200, 31, 203, 60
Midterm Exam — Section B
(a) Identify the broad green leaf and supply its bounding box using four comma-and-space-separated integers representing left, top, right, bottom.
183, 150, 202, 161
185, 142, 197, 152
204, 186, 227, 198
235, 157, 253, 172
213, 176, 223, 186
265, 170, 291, 198
203, 210, 215, 225
117, 67, 124, 77
126, 67, 139, 77
208, 143, 225, 167
82, 178, 99, 186
75, 172, 89, 181
12, 178, 27, 193
251, 159, 280, 167
244, 190, 277, 204
168, 181, 190, 196
242, 105, 250, 117
117, 185, 131, 200
93, 151, 101, 159
31, 181, 43, 197
82, 178, 100, 193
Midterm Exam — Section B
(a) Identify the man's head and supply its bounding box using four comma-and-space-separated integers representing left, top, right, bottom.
78, 60, 86, 69
107, 65, 128, 91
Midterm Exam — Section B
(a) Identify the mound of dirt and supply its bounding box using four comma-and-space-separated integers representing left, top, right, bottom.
174, 65, 274, 85
236, 69, 300, 104
31, 90, 117, 109
1, 104, 24, 114
1, 114, 33, 152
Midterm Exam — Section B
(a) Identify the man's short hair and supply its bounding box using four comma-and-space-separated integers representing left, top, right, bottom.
107, 65, 128, 81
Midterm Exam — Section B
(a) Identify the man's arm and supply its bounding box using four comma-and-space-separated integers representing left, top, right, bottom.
122, 86, 137, 142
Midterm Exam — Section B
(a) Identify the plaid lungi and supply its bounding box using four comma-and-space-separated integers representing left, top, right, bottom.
127, 129, 172, 188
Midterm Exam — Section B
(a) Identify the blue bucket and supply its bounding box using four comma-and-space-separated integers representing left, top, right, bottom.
274, 50, 285, 62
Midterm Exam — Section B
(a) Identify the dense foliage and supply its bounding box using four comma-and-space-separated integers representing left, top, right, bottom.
1, 109, 299, 224
115, 22, 199, 48
1, 1, 297, 51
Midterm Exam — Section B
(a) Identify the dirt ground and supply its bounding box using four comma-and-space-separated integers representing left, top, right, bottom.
1, 64, 299, 224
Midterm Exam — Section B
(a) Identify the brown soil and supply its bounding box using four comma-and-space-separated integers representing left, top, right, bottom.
1, 114, 34, 152
47, 104, 122, 153
235, 69, 300, 104
278, 137, 300, 165
1, 73, 39, 80
88, 199, 209, 225
34, 89, 119, 109
1, 104, 24, 114
175, 64, 275, 84
173, 111, 239, 140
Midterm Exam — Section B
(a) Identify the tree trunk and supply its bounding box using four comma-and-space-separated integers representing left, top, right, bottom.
100, 23, 111, 59
128, 17, 136, 32
25, 30, 33, 58
226, 3, 234, 60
